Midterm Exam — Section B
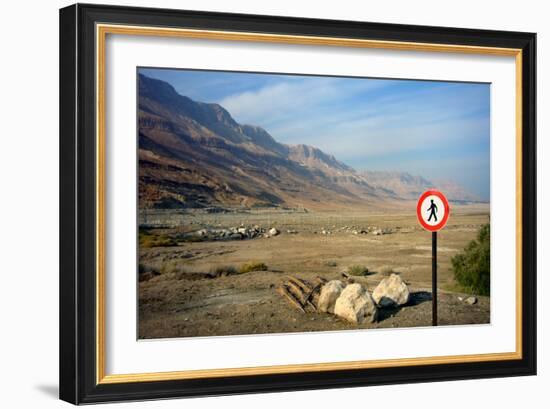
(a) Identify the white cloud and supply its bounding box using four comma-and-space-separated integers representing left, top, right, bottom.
220, 77, 387, 131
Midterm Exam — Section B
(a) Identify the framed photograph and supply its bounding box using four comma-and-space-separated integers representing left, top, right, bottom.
59, 3, 536, 404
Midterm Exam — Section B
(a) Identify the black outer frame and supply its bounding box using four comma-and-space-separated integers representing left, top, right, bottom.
59, 3, 537, 405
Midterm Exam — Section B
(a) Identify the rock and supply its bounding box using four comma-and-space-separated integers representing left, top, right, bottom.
268, 227, 280, 237
334, 283, 379, 324
372, 273, 410, 307
196, 229, 209, 238
372, 229, 382, 236
318, 280, 345, 313
237, 227, 248, 235
465, 296, 478, 305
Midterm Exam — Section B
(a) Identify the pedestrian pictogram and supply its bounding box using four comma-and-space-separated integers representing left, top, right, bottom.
416, 190, 451, 326
427, 199, 438, 221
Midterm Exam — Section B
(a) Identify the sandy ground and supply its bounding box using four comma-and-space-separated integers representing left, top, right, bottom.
138, 205, 490, 339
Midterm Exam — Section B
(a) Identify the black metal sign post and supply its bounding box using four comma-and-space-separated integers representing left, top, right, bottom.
432, 231, 437, 326
417, 190, 449, 327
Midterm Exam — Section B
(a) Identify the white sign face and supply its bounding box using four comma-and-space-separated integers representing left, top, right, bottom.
420, 195, 446, 226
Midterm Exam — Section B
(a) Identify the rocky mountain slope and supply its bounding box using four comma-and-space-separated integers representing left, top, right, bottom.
138, 74, 480, 210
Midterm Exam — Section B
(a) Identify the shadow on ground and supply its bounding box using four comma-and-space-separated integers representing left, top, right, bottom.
377, 291, 432, 322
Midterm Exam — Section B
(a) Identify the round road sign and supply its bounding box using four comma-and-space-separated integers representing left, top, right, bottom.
416, 190, 450, 232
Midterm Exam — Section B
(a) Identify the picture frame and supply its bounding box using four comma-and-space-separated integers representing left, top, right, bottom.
59, 3, 537, 404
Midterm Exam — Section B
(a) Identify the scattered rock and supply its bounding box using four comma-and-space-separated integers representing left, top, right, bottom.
371, 228, 393, 236
372, 273, 410, 307
318, 280, 345, 313
465, 296, 478, 305
196, 229, 209, 238
340, 272, 355, 284
334, 283, 379, 324
268, 227, 280, 237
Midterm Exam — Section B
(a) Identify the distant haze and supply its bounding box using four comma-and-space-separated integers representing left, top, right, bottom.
139, 68, 490, 201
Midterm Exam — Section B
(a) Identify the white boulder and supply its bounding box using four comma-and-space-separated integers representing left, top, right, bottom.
334, 283, 379, 324
268, 227, 280, 237
465, 296, 478, 305
372, 273, 410, 307
318, 280, 345, 313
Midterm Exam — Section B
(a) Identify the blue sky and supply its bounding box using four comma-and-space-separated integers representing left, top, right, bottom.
139, 67, 490, 200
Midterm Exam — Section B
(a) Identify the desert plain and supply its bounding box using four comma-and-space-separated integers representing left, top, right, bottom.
138, 203, 490, 339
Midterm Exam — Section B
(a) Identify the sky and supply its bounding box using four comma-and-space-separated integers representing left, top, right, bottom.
139, 67, 491, 200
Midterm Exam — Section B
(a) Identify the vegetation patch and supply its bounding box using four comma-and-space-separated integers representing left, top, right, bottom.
347, 264, 370, 276
239, 261, 268, 274
451, 224, 490, 295
210, 265, 238, 277
139, 229, 177, 248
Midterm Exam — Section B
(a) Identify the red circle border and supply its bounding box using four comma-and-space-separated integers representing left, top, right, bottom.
416, 190, 450, 232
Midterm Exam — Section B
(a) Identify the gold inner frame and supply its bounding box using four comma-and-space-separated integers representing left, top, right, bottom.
95, 23, 523, 385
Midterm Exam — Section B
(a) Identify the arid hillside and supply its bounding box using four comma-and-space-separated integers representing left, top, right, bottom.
138, 74, 480, 211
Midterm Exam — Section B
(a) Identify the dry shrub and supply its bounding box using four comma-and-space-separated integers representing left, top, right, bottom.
239, 261, 268, 274
210, 265, 238, 276
348, 265, 370, 276
139, 229, 177, 248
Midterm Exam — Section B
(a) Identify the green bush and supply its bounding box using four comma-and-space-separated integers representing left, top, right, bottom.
348, 265, 370, 276
451, 224, 490, 295
239, 261, 268, 274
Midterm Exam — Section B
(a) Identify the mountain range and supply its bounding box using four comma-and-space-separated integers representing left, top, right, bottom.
138, 74, 481, 210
